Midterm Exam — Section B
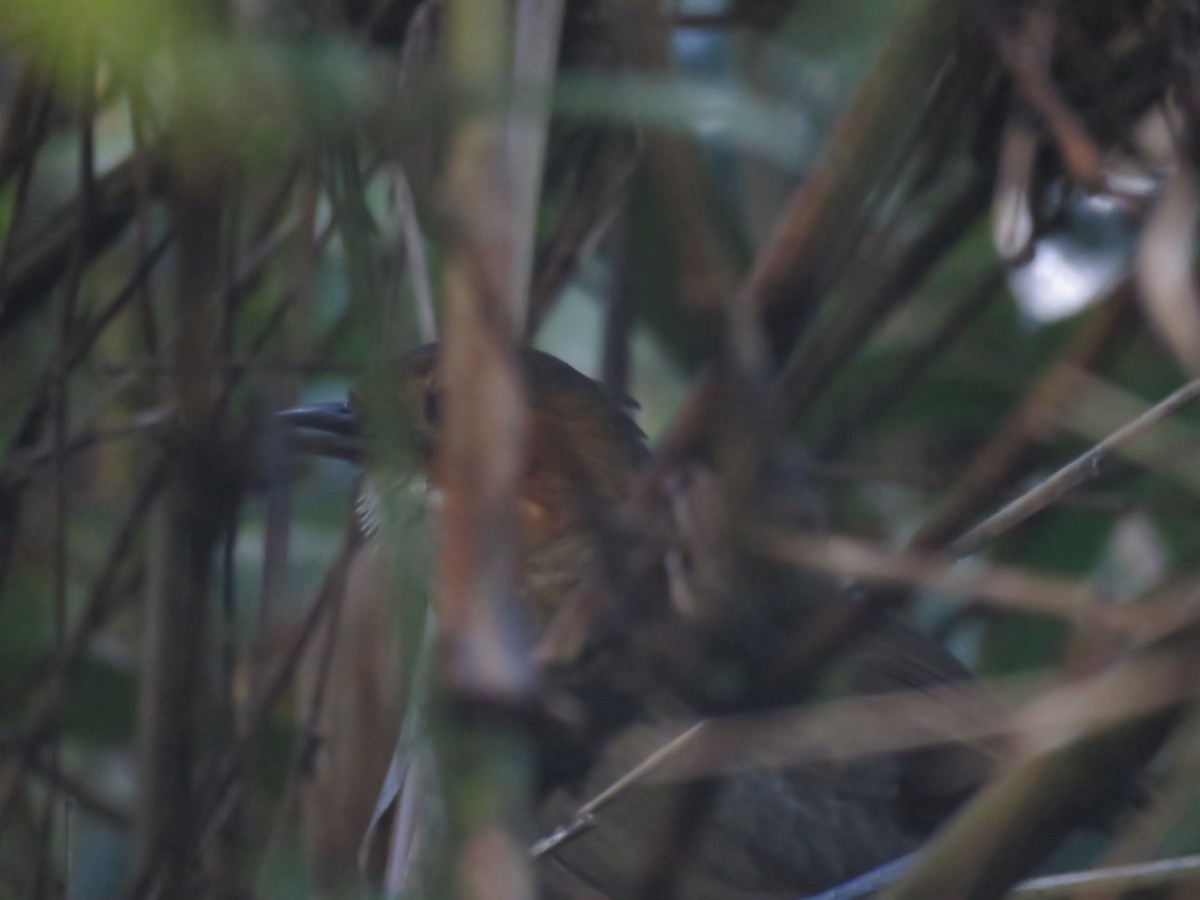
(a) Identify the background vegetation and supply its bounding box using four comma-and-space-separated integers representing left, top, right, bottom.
1, 0, 1200, 897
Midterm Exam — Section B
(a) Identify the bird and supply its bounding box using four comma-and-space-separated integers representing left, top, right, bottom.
282, 342, 1004, 899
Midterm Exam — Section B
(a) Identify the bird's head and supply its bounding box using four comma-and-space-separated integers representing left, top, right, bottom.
279, 343, 441, 468
282, 344, 649, 624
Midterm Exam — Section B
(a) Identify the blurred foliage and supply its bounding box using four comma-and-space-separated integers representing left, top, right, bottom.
1, 0, 1200, 897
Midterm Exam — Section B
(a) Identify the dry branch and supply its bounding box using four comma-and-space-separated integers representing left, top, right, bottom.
952, 370, 1200, 556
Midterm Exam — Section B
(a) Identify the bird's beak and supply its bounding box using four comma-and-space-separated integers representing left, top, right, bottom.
278, 401, 363, 463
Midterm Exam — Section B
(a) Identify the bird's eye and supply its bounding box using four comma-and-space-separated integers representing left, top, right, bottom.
423, 390, 440, 425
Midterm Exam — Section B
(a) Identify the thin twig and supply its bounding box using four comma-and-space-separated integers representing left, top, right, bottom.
758, 531, 1131, 631
1010, 854, 1200, 898
631, 0, 971, 505
507, 0, 564, 324
255, 517, 356, 894
0, 152, 170, 339
976, 1, 1102, 188
531, 722, 707, 859
911, 287, 1134, 550
393, 166, 437, 341
129, 511, 362, 900
23, 752, 131, 830
952, 370, 1200, 556
2, 405, 172, 482
778, 175, 991, 418
536, 644, 1200, 860
817, 265, 1004, 459
734, 0, 967, 357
